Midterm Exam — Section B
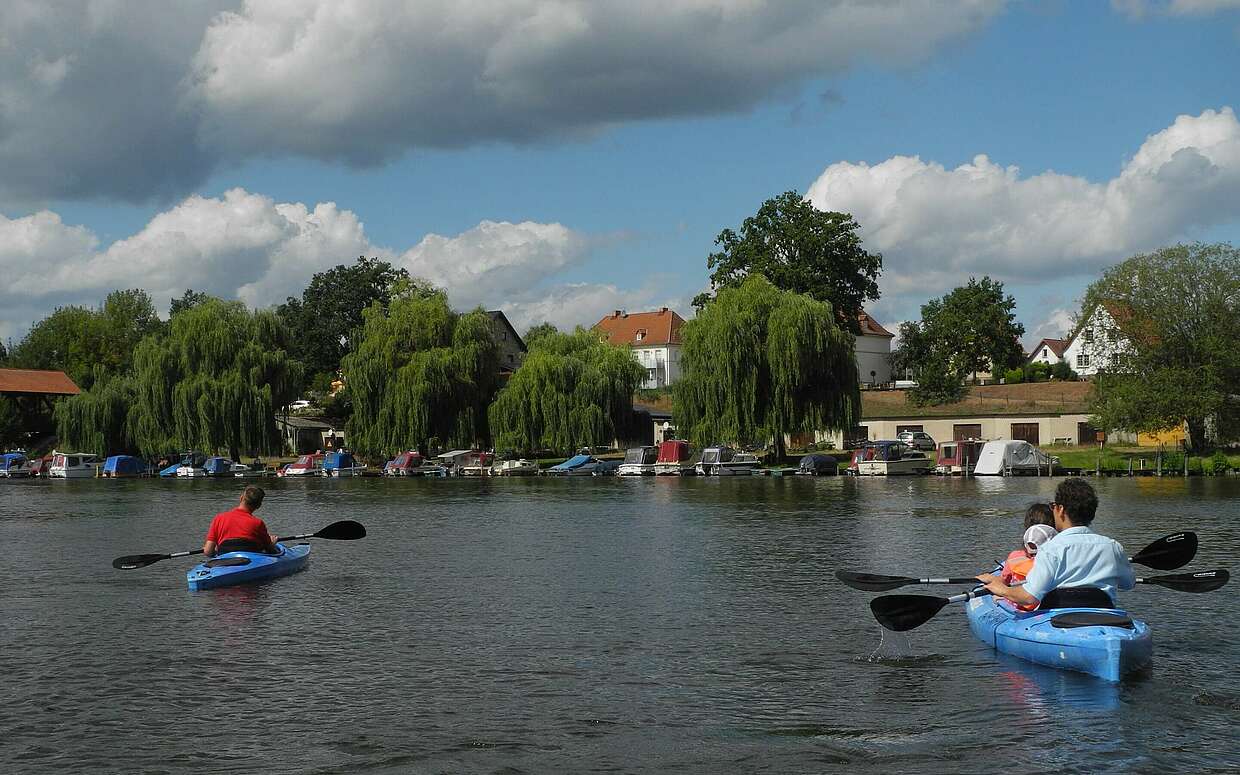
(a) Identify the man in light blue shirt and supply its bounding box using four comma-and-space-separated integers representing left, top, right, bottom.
978, 478, 1135, 607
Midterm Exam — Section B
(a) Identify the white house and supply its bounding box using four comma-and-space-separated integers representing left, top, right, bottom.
1062, 304, 1130, 377
594, 308, 685, 389
1027, 338, 1068, 367
855, 311, 894, 386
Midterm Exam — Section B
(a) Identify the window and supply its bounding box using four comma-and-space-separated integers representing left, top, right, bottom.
646, 368, 656, 381
636, 329, 646, 342
896, 425, 924, 434
1042, 347, 1048, 357
953, 424, 982, 441
1077, 353, 1090, 368
1084, 328, 1094, 343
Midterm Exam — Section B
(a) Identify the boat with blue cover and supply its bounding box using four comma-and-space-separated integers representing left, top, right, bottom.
966, 591, 1152, 682
186, 543, 310, 591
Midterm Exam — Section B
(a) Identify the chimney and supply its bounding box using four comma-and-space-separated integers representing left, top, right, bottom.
660, 307, 668, 313
613, 310, 622, 318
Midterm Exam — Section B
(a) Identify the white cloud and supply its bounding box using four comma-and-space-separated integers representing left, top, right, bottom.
1028, 307, 1076, 344
806, 107, 1240, 299
1113, 0, 1240, 17
0, 188, 658, 342
0, 1, 1002, 203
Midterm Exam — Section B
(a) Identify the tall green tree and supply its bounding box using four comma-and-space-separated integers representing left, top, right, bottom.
169, 289, 210, 316
490, 329, 646, 455
8, 290, 161, 390
56, 298, 303, 458
523, 322, 559, 350
344, 290, 499, 458
1085, 242, 1240, 451
693, 191, 882, 332
894, 277, 1026, 406
675, 275, 860, 460
277, 256, 414, 385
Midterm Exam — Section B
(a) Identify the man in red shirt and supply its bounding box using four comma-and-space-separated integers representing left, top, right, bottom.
203, 486, 279, 556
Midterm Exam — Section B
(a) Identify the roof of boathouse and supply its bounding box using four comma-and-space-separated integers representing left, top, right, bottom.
0, 369, 81, 397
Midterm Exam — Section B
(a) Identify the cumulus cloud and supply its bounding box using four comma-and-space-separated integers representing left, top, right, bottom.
1112, 0, 1240, 17
0, 187, 660, 342
806, 107, 1240, 298
0, 1, 1001, 203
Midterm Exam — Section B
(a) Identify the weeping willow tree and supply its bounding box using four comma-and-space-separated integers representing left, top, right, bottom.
343, 290, 499, 458
129, 299, 299, 457
55, 300, 301, 458
674, 275, 860, 460
489, 329, 646, 455
54, 368, 138, 455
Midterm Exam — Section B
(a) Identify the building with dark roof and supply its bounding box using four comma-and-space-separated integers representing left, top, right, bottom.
1027, 338, 1069, 367
485, 310, 528, 374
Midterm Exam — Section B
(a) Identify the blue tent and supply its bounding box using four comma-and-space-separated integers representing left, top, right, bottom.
103, 455, 147, 476
203, 457, 235, 476
1, 452, 28, 473
324, 452, 356, 472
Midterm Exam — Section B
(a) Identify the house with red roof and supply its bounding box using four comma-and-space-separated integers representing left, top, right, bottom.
594, 307, 896, 389
1027, 337, 1068, 367
594, 308, 685, 389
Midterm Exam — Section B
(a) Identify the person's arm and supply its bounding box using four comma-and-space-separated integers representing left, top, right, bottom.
203, 539, 218, 557
204, 515, 221, 557
1116, 546, 1136, 591
976, 573, 1041, 607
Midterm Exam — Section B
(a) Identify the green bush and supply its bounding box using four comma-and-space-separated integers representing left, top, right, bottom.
1211, 450, 1231, 475
1050, 361, 1075, 381
1003, 367, 1024, 384
1026, 361, 1051, 383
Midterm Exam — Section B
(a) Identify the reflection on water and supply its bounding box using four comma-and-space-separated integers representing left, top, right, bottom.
0, 475, 1237, 773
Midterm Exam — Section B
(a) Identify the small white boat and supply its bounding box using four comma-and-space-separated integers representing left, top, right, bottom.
48, 451, 100, 479
493, 459, 539, 476
851, 441, 931, 476
696, 446, 761, 476
618, 446, 658, 476
281, 453, 325, 477
459, 452, 495, 476
176, 465, 209, 478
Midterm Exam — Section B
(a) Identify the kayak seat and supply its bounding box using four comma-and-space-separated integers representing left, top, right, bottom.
204, 557, 252, 568
217, 538, 278, 554
1040, 586, 1115, 610
1050, 612, 1135, 629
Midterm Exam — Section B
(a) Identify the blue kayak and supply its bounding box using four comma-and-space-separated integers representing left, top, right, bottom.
966, 593, 1152, 682
186, 543, 310, 591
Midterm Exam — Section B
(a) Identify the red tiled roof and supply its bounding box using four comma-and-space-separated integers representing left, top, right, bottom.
594, 308, 685, 346
0, 369, 81, 396
1029, 338, 1068, 358
857, 310, 894, 338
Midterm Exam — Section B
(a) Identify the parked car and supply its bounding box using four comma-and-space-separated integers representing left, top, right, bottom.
897, 430, 937, 451
289, 399, 312, 411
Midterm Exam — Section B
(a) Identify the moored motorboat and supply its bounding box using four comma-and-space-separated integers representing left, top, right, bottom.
850, 441, 931, 476
280, 453, 325, 477
102, 455, 148, 478
493, 459, 539, 476
186, 543, 311, 591
654, 439, 694, 476
696, 446, 760, 476
966, 592, 1152, 682
544, 454, 600, 476
0, 451, 33, 478
323, 451, 367, 476
618, 446, 658, 476
48, 451, 100, 478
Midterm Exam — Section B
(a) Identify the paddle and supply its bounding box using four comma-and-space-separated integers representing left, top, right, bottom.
870, 569, 1231, 632
837, 532, 1199, 592
111, 519, 367, 570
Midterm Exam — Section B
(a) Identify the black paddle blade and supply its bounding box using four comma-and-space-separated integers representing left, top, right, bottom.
870, 594, 950, 632
112, 553, 168, 570
314, 520, 366, 540
1130, 531, 1197, 571
837, 571, 918, 592
1141, 569, 1229, 593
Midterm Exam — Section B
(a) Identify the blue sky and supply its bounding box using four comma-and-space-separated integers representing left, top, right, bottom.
3, 0, 1239, 346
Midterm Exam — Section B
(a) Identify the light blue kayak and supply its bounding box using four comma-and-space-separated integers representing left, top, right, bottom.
966, 592, 1152, 681
186, 543, 310, 591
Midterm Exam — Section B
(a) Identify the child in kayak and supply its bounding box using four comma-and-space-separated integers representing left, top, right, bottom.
1000, 503, 1056, 585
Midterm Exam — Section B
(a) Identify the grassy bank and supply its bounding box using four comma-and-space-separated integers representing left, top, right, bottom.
1051, 445, 1240, 475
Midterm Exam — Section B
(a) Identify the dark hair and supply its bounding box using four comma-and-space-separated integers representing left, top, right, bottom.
1023, 503, 1054, 530
241, 485, 265, 510
1054, 478, 1097, 526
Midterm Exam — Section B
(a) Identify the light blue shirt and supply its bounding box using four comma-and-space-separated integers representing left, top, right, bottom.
1022, 526, 1136, 604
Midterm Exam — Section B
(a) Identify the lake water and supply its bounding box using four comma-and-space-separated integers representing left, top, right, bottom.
1, 475, 1237, 773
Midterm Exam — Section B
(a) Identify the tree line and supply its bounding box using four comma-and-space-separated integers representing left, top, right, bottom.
4, 190, 1234, 457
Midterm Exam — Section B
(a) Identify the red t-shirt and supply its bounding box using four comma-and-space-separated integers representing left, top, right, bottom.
206, 508, 272, 548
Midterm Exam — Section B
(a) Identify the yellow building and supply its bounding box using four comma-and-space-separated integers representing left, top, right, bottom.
1137, 425, 1186, 447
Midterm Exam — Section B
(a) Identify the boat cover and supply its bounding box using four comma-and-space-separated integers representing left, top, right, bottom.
324, 452, 356, 471
550, 454, 594, 471
0, 452, 28, 471
656, 440, 690, 464
103, 455, 145, 475
974, 440, 1056, 475
203, 457, 236, 475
